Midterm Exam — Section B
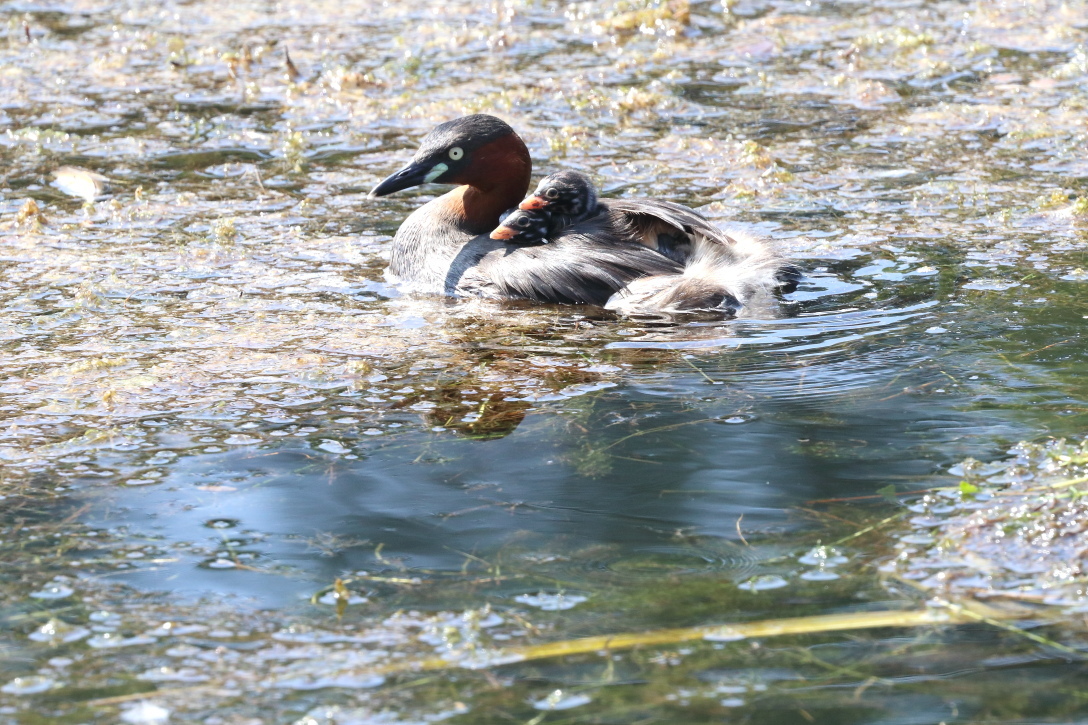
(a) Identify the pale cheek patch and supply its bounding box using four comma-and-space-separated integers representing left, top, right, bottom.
424, 163, 449, 183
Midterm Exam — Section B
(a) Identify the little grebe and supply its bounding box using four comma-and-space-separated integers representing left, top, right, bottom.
369, 114, 798, 314
490, 170, 600, 244
518, 170, 600, 227
489, 208, 552, 244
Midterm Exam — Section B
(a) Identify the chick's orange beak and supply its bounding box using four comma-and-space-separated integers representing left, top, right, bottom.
518, 196, 549, 211
489, 226, 517, 240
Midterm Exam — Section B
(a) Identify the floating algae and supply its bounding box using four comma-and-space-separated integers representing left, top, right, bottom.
887, 437, 1088, 611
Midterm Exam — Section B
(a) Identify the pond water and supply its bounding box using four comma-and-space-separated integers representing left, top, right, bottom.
2, 0, 1088, 721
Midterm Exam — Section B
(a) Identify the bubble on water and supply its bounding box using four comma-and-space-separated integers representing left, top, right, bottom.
88, 610, 121, 624
29, 584, 74, 600
455, 649, 526, 670
271, 628, 369, 645
151, 613, 205, 631
317, 440, 350, 454
717, 685, 747, 694
514, 591, 589, 611
962, 280, 1020, 291
800, 569, 840, 581
120, 701, 171, 724
531, 690, 592, 711
224, 434, 260, 445
738, 575, 789, 591
716, 414, 754, 424
87, 633, 156, 649
1, 676, 56, 694
138, 667, 210, 683
28, 619, 91, 644
317, 591, 369, 605
798, 546, 848, 567
205, 558, 237, 569
206, 519, 237, 529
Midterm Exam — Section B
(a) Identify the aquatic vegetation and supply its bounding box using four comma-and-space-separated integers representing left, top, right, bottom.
889, 437, 1088, 610
589, 0, 692, 38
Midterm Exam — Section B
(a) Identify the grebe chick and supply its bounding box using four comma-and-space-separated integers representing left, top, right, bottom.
489, 170, 601, 244
519, 170, 599, 228
489, 208, 552, 244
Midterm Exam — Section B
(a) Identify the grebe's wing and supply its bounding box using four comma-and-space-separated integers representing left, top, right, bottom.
604, 198, 725, 238
604, 199, 800, 291
463, 231, 682, 306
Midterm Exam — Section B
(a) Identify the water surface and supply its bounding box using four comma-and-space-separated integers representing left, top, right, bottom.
2, 0, 1088, 721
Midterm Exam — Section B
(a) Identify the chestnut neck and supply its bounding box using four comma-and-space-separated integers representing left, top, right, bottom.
448, 133, 532, 235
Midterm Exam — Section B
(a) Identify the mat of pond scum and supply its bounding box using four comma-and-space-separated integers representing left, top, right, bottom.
2, 0, 1088, 721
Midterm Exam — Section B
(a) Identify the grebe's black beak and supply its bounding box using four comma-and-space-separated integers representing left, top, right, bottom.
369, 159, 443, 198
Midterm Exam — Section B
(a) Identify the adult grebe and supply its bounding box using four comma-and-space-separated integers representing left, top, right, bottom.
369, 114, 798, 314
